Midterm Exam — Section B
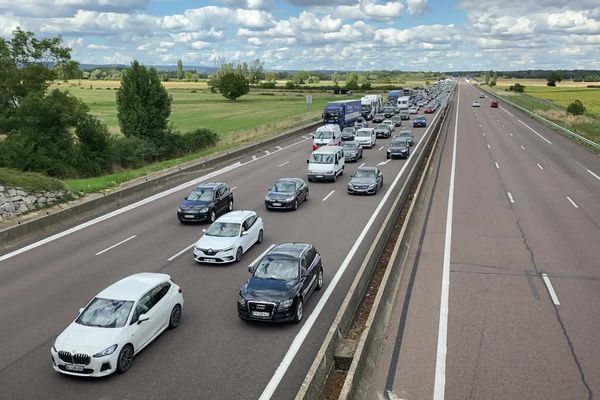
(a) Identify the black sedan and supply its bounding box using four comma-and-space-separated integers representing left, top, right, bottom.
265, 178, 309, 210
347, 166, 383, 195
375, 124, 391, 138
177, 182, 233, 223
341, 127, 356, 141
386, 137, 410, 159
342, 141, 363, 162
413, 116, 427, 127
238, 243, 323, 323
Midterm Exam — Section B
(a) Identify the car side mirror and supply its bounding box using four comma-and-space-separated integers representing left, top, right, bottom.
79, 307, 84, 314
248, 266, 255, 273
202, 228, 207, 233
137, 314, 149, 324
306, 159, 309, 164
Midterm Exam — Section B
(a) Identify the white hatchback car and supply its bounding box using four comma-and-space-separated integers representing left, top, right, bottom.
381, 119, 395, 133
193, 210, 264, 264
354, 128, 377, 148
51, 273, 183, 377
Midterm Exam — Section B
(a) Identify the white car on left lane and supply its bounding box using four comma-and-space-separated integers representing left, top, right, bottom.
51, 273, 183, 377
193, 210, 264, 264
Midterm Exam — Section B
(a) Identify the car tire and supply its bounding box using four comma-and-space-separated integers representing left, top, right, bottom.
332, 173, 337, 182
293, 199, 298, 210
228, 199, 234, 212
305, 189, 309, 201
116, 344, 134, 374
209, 210, 216, 223
257, 229, 263, 244
293, 298, 303, 324
235, 247, 243, 263
386, 153, 390, 159
169, 304, 182, 329
316, 268, 324, 291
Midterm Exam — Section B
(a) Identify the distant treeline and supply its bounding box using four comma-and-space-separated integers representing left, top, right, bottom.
452, 69, 600, 82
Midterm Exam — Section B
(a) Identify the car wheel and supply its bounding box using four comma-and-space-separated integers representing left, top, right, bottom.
209, 210, 216, 223
228, 199, 234, 212
116, 344, 134, 374
293, 199, 298, 210
305, 189, 309, 201
169, 304, 182, 329
332, 173, 337, 182
235, 247, 243, 263
316, 268, 324, 290
386, 153, 390, 159
293, 298, 303, 324
257, 229, 264, 244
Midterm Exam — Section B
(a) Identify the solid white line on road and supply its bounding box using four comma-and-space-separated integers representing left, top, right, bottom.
0, 137, 312, 263
509, 132, 514, 137
259, 94, 448, 400
542, 273, 561, 305
96, 235, 137, 255
359, 162, 366, 168
264, 150, 271, 155
248, 244, 276, 268
322, 190, 335, 202
518, 119, 553, 144
302, 135, 309, 139
278, 161, 290, 167
433, 83, 460, 400
487, 144, 491, 149
575, 162, 600, 182
495, 162, 500, 169
507, 192, 515, 203
537, 163, 544, 170
566, 196, 579, 208
231, 186, 237, 191
252, 155, 257, 160
378, 146, 385, 151
520, 145, 526, 150
276, 146, 282, 150
500, 106, 514, 117
167, 243, 195, 261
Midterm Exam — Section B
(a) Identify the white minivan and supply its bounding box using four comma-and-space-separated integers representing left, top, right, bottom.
312, 124, 342, 150
354, 128, 377, 148
307, 145, 345, 182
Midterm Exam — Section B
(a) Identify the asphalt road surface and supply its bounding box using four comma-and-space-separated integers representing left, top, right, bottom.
368, 81, 600, 400
0, 102, 446, 399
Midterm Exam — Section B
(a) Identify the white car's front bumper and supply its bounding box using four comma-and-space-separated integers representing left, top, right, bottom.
51, 346, 119, 377
193, 246, 237, 264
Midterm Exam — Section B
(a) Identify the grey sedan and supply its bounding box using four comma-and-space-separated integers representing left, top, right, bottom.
347, 166, 383, 195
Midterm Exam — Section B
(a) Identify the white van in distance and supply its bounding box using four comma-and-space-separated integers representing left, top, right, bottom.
307, 145, 345, 182
312, 124, 342, 151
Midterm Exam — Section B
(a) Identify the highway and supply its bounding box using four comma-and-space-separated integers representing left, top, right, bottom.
0, 103, 446, 399
368, 81, 600, 399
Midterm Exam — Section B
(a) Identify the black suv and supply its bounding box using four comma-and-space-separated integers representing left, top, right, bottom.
238, 243, 324, 323
177, 182, 233, 223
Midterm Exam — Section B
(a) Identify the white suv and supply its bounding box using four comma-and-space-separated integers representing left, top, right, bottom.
193, 210, 264, 264
354, 128, 377, 148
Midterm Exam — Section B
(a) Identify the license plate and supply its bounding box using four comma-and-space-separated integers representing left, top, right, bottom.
272, 202, 281, 206
203, 258, 218, 263
252, 311, 270, 317
316, 175, 323, 178
65, 364, 84, 372
184, 215, 195, 219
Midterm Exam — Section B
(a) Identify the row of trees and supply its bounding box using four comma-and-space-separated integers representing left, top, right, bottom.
0, 28, 218, 178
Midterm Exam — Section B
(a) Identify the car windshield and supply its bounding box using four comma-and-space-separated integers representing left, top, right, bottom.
310, 153, 334, 164
392, 139, 408, 146
315, 130, 333, 139
76, 298, 133, 328
416, 117, 425, 121
342, 142, 358, 149
342, 128, 354, 134
272, 181, 296, 193
187, 189, 214, 201
254, 256, 299, 280
377, 125, 387, 129
356, 130, 371, 137
355, 169, 376, 179
205, 222, 241, 237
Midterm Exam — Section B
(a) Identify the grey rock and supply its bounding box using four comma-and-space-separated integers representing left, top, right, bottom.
7, 188, 17, 197
0, 185, 5, 192
18, 203, 28, 213
24, 195, 37, 206
3, 202, 15, 212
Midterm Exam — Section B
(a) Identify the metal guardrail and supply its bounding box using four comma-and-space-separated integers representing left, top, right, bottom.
483, 89, 600, 151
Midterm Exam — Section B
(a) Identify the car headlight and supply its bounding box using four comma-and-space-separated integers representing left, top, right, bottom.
199, 207, 209, 213
93, 344, 118, 358
326, 171, 333, 175
279, 299, 294, 309
348, 183, 354, 189
237, 295, 246, 307
223, 246, 235, 252
286, 197, 295, 202
177, 208, 182, 213
368, 184, 376, 189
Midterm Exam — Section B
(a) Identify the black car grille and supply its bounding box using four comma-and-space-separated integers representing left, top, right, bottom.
248, 301, 275, 318
58, 351, 91, 365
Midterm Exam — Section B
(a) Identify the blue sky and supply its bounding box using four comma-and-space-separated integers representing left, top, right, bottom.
1, 1, 599, 71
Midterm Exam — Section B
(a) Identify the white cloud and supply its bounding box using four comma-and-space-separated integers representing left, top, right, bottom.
87, 43, 110, 50
406, 0, 428, 15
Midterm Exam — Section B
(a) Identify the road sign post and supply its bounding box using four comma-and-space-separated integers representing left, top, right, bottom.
306, 95, 313, 112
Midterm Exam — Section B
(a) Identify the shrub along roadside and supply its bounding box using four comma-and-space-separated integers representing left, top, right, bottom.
0, 168, 67, 192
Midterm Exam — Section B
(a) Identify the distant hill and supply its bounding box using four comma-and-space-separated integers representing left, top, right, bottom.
80, 64, 218, 73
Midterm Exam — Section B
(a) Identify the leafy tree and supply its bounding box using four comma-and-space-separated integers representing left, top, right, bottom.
248, 58, 264, 84
345, 72, 359, 90
566, 100, 585, 115
217, 72, 249, 100
177, 59, 183, 80
285, 81, 297, 89
509, 83, 525, 92
292, 71, 309, 85
90, 69, 102, 80
75, 115, 114, 176
547, 71, 562, 86
116, 60, 172, 143
184, 71, 192, 81
306, 75, 320, 84
332, 72, 339, 87
0, 27, 72, 131
265, 72, 277, 82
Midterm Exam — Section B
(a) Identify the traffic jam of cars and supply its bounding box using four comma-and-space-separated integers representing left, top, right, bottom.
50, 81, 453, 377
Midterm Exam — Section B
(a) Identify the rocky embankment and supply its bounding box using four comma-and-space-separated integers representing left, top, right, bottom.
0, 185, 72, 221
